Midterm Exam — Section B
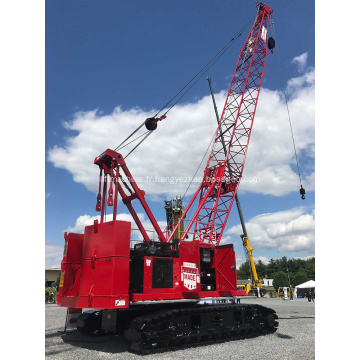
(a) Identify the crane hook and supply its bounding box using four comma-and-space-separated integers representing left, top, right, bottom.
300, 185, 305, 200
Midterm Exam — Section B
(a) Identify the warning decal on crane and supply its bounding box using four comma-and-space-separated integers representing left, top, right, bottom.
181, 262, 200, 290
261, 26, 267, 41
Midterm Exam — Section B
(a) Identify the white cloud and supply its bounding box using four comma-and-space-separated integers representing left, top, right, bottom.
294, 255, 315, 261
253, 256, 271, 265
286, 69, 314, 96
65, 212, 168, 242
45, 242, 64, 268
227, 206, 315, 255
236, 254, 246, 269
292, 52, 308, 72
46, 213, 168, 268
48, 70, 314, 198
220, 235, 232, 244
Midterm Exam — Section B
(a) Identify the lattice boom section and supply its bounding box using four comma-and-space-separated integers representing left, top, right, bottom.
192, 8, 271, 245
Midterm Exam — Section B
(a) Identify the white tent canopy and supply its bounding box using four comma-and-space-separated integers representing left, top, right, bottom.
295, 280, 315, 288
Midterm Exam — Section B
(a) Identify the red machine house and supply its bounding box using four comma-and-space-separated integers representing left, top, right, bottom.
58, 149, 245, 309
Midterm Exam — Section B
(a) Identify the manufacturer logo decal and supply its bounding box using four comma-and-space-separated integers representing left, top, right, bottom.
261, 26, 267, 41
181, 262, 200, 290
115, 300, 125, 306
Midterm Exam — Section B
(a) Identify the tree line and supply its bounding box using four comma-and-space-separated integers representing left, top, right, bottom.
237, 256, 315, 290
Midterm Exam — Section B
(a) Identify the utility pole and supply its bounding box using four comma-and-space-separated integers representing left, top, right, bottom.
286, 267, 291, 287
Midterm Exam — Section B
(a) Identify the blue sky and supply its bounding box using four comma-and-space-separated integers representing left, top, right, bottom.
45, 0, 315, 268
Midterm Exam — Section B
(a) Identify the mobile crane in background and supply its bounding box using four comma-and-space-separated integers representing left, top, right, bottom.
57, 2, 278, 353
241, 235, 266, 296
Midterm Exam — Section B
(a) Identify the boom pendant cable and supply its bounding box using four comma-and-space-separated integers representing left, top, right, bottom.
271, 19, 306, 200
124, 131, 153, 159
114, 120, 147, 151
117, 131, 150, 151
113, 15, 256, 155
155, 15, 256, 118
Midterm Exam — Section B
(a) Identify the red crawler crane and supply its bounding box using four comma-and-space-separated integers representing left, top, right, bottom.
57, 3, 278, 353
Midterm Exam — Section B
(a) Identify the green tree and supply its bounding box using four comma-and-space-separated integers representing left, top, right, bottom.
305, 259, 315, 280
293, 271, 309, 287
236, 256, 315, 285
266, 258, 278, 278
237, 261, 251, 280
272, 271, 288, 291
256, 259, 266, 279
55, 274, 60, 291
279, 256, 288, 271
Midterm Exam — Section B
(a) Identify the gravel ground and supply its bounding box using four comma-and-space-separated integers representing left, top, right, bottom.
45, 297, 315, 360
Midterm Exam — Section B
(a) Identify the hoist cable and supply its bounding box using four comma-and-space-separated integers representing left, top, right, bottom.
271, 19, 303, 186
113, 15, 255, 156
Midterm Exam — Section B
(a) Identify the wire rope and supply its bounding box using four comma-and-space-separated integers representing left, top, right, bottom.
271, 18, 303, 187
182, 128, 217, 199
178, 126, 219, 237
124, 131, 153, 159
117, 131, 150, 151
159, 16, 256, 117
114, 120, 147, 152
113, 15, 256, 157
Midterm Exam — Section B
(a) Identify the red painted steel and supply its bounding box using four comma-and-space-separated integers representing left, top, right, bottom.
215, 245, 237, 291
167, 3, 272, 245
94, 149, 165, 242
58, 3, 272, 309
58, 220, 131, 309
179, 241, 201, 296
141, 256, 181, 295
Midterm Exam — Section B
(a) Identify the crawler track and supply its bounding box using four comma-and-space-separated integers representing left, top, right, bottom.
124, 303, 278, 354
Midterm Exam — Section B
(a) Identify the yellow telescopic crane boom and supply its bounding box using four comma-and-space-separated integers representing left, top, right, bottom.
241, 235, 262, 291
